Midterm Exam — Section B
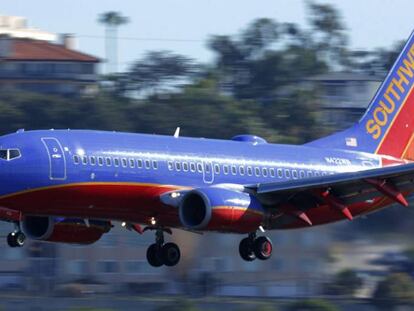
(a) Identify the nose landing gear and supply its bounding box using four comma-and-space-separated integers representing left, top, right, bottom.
146, 228, 181, 267
239, 233, 272, 262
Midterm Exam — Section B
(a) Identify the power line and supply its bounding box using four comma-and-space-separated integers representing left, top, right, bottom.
78, 34, 205, 43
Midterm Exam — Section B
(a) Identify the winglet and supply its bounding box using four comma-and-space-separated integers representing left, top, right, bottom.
174, 127, 180, 138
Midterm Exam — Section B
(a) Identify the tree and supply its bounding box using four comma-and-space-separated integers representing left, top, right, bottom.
324, 269, 363, 296
126, 51, 197, 95
98, 11, 129, 73
286, 299, 339, 311
373, 273, 414, 310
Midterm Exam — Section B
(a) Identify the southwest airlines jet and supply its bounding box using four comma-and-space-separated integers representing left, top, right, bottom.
2, 33, 414, 268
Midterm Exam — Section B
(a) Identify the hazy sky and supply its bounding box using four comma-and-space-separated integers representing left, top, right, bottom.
2, 0, 414, 71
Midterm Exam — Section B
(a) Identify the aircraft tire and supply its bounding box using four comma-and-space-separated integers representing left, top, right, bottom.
239, 237, 256, 261
253, 236, 272, 260
7, 231, 25, 248
146, 243, 163, 267
161, 242, 181, 267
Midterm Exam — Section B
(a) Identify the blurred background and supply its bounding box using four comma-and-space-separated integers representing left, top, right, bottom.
0, 1, 414, 310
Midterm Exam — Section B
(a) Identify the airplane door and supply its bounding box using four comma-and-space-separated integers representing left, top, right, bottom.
41, 137, 67, 180
203, 161, 214, 184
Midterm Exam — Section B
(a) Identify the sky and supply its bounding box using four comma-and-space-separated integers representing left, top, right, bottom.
2, 0, 414, 72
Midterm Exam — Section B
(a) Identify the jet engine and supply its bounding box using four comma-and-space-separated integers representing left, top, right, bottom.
21, 216, 111, 244
178, 187, 264, 233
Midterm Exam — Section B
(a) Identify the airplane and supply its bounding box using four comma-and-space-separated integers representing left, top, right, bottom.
1, 31, 414, 268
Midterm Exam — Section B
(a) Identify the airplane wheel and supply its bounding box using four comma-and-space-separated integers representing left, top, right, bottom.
146, 243, 163, 267
161, 242, 181, 267
253, 236, 272, 260
7, 231, 25, 248
239, 237, 256, 261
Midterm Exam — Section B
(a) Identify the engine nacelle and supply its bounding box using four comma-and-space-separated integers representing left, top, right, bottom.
21, 216, 111, 245
179, 187, 264, 233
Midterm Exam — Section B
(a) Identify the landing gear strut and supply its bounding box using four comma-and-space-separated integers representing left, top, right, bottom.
239, 233, 272, 262
7, 223, 25, 248
146, 229, 181, 267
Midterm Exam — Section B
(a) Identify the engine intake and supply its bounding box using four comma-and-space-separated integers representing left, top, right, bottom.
21, 216, 111, 245
179, 187, 264, 233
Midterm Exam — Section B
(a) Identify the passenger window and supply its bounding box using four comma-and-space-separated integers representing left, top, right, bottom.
82, 156, 88, 165
292, 170, 298, 179
285, 169, 291, 179
105, 157, 112, 166
255, 167, 260, 177
98, 157, 104, 166
129, 158, 135, 168
314, 171, 320, 177
183, 162, 189, 172
73, 155, 80, 164
190, 162, 196, 172
176, 162, 181, 171
205, 164, 211, 174
145, 160, 151, 169
137, 159, 143, 168
277, 169, 283, 178
262, 168, 268, 177
121, 158, 127, 168
153, 161, 158, 170
223, 165, 229, 175
168, 161, 173, 171
247, 166, 253, 176
197, 163, 203, 173
322, 171, 327, 176
270, 168, 275, 178
214, 164, 220, 174
239, 166, 245, 176
231, 165, 237, 175
0, 150, 7, 159
300, 170, 305, 179
307, 171, 313, 178
90, 156, 96, 166
114, 158, 120, 167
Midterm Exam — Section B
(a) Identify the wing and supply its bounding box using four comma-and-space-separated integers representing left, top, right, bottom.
246, 162, 414, 227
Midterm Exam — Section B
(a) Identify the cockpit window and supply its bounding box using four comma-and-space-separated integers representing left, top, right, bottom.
0, 149, 21, 161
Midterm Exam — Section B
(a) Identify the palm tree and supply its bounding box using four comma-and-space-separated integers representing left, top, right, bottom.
98, 11, 129, 73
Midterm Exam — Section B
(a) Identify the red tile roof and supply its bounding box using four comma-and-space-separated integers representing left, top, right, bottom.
2, 38, 100, 62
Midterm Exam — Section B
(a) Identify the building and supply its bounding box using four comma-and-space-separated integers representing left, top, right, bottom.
308, 72, 385, 130
0, 15, 100, 96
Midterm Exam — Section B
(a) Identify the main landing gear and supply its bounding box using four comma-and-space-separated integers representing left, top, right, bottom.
239, 233, 272, 262
7, 223, 25, 248
146, 228, 181, 267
